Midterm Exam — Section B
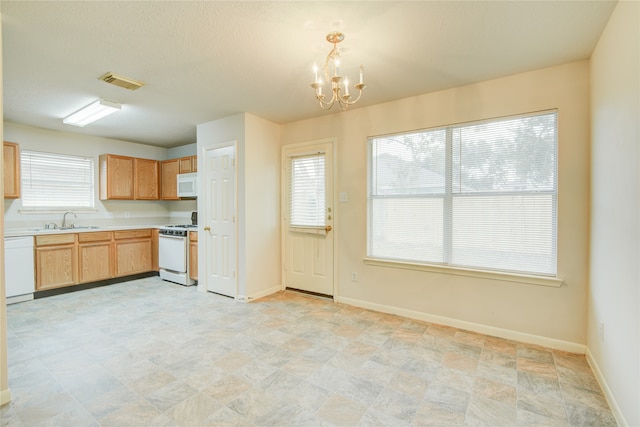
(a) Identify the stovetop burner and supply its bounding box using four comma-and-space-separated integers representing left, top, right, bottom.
159, 224, 198, 236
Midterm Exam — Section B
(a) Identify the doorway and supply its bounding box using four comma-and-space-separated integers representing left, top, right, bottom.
282, 139, 335, 296
202, 143, 237, 298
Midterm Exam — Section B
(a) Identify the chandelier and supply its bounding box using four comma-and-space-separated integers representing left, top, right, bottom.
310, 31, 366, 110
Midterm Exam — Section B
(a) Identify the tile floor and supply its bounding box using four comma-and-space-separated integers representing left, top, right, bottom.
1, 277, 617, 426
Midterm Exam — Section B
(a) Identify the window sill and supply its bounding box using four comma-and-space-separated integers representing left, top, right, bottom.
18, 208, 98, 215
362, 257, 563, 288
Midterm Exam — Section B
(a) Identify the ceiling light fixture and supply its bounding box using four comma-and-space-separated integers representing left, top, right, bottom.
62, 99, 121, 127
310, 31, 366, 110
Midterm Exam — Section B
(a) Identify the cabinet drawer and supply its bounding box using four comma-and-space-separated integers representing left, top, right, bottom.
78, 231, 113, 243
35, 233, 76, 246
114, 229, 152, 240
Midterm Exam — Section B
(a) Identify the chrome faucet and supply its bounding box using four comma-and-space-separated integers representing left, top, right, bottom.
62, 211, 77, 228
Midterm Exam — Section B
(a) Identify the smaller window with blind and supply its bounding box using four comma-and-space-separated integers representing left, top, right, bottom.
289, 154, 326, 228
368, 110, 558, 277
21, 150, 95, 210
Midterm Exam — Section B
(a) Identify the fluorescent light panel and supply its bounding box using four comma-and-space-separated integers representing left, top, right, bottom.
63, 99, 121, 127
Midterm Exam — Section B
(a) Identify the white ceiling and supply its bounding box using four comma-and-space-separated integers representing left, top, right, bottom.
1, 1, 616, 148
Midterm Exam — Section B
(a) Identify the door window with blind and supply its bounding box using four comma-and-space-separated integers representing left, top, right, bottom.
368, 111, 558, 277
289, 153, 326, 229
21, 150, 95, 209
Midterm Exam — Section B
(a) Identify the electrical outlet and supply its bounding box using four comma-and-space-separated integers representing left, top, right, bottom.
599, 321, 605, 341
351, 272, 358, 282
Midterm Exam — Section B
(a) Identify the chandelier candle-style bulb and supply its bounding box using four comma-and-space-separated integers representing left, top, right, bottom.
310, 31, 366, 110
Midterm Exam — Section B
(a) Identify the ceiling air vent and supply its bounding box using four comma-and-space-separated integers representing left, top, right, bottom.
99, 72, 144, 91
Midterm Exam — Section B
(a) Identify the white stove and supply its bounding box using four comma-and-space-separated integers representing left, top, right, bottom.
158, 224, 197, 286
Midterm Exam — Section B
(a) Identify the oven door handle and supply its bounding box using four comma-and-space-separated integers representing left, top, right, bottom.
159, 234, 186, 239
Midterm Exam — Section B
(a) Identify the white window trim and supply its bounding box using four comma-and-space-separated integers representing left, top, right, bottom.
363, 256, 563, 287
366, 110, 559, 283
18, 208, 99, 215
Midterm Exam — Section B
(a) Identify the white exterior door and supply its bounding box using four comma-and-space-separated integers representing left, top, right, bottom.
203, 144, 237, 297
282, 140, 334, 296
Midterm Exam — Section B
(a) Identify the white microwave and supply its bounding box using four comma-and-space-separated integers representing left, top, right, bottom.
177, 173, 197, 198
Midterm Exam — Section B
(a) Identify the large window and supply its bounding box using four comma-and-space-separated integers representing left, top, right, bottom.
21, 150, 95, 209
368, 111, 557, 276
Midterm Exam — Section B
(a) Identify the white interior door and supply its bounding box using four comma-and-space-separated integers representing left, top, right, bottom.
203, 144, 237, 297
283, 140, 334, 296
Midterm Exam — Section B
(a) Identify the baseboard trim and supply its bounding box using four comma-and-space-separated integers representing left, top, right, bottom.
0, 388, 11, 406
237, 285, 281, 303
585, 348, 628, 427
335, 296, 586, 354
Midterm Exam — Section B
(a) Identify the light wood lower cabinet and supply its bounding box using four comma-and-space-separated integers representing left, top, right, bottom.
35, 229, 157, 292
78, 232, 113, 283
35, 234, 77, 291
114, 229, 153, 276
189, 231, 198, 280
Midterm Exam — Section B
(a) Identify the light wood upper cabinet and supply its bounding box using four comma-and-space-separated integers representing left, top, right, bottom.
100, 154, 161, 200
134, 158, 159, 200
35, 234, 77, 291
100, 154, 134, 200
179, 155, 197, 173
161, 159, 180, 200
4, 141, 21, 199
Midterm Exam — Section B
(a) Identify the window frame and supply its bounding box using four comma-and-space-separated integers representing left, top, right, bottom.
365, 110, 562, 287
19, 150, 97, 213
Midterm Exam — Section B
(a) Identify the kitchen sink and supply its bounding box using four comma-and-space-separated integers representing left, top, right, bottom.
28, 225, 101, 232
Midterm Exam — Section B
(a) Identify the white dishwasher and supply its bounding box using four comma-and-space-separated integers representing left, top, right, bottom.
4, 236, 35, 304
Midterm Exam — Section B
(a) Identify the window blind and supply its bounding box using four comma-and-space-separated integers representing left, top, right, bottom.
21, 150, 95, 209
368, 111, 557, 276
289, 154, 326, 227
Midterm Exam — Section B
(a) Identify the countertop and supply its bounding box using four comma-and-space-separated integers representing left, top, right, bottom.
4, 224, 190, 238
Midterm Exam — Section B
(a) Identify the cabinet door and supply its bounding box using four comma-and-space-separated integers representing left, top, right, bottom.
100, 154, 134, 200
79, 242, 113, 283
189, 232, 198, 280
179, 157, 193, 173
161, 159, 180, 200
115, 239, 152, 276
134, 158, 159, 200
36, 244, 76, 290
3, 142, 20, 198
190, 155, 197, 172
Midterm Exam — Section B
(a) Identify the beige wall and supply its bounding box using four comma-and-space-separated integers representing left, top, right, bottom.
196, 113, 281, 300
589, 1, 640, 425
244, 114, 281, 298
282, 60, 591, 347
0, 9, 10, 407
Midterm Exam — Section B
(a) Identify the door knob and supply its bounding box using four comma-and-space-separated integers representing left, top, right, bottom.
325, 225, 332, 232
204, 226, 211, 231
